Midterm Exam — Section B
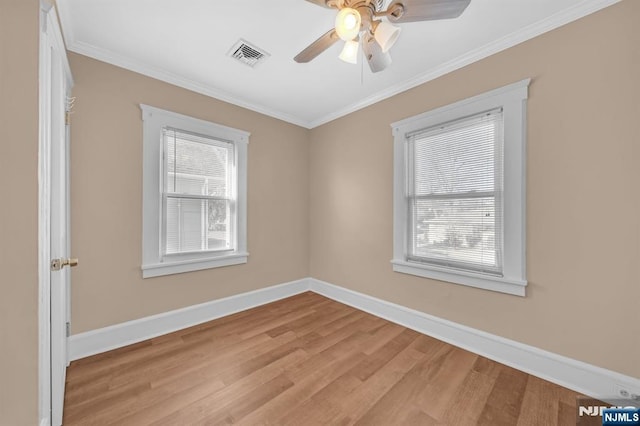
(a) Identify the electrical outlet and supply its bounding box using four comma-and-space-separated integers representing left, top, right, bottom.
614, 383, 640, 401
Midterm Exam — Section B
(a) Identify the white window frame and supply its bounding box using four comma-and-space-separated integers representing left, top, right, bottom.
391, 79, 529, 296
141, 104, 249, 278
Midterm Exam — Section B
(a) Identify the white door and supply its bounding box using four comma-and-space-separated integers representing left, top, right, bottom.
40, 4, 74, 426
49, 53, 72, 425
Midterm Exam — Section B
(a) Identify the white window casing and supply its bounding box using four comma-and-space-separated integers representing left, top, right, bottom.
141, 105, 249, 278
391, 79, 529, 296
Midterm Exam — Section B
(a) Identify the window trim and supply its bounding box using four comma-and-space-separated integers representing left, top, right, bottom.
391, 79, 530, 296
141, 104, 249, 278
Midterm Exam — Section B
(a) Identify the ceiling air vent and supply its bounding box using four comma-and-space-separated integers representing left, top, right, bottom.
228, 39, 270, 68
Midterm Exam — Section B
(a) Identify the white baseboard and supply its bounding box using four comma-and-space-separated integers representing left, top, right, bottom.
68, 276, 640, 403
68, 278, 310, 361
308, 278, 640, 403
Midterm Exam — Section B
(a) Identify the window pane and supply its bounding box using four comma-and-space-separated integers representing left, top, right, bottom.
165, 197, 231, 255
165, 129, 231, 197
207, 199, 231, 251
407, 109, 504, 275
410, 111, 501, 197
410, 197, 500, 273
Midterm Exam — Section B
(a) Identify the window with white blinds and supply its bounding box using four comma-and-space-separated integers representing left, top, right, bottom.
406, 109, 504, 275
163, 128, 234, 256
392, 80, 529, 296
141, 104, 249, 278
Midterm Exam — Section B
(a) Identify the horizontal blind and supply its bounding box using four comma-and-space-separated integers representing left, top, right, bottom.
406, 108, 504, 275
163, 128, 234, 256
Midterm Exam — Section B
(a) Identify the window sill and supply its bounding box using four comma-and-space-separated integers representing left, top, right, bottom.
391, 259, 527, 297
142, 252, 249, 278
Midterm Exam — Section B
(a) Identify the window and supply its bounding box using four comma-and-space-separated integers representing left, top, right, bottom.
391, 80, 529, 296
141, 105, 249, 278
163, 129, 234, 255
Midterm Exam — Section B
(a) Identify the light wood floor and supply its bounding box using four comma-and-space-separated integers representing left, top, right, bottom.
64, 292, 584, 425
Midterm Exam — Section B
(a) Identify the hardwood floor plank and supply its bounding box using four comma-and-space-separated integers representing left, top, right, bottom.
477, 365, 529, 425
216, 335, 311, 385
360, 322, 407, 355
439, 369, 498, 425
237, 352, 365, 425
174, 374, 296, 426
65, 335, 184, 386
517, 376, 561, 426
146, 332, 285, 388
63, 382, 152, 424
415, 347, 479, 420
301, 315, 384, 355
321, 345, 427, 424
399, 406, 441, 425
64, 293, 589, 426
352, 362, 430, 425
316, 310, 366, 337
348, 328, 420, 381
118, 349, 307, 426
236, 306, 319, 340
558, 401, 578, 425
266, 303, 353, 338
150, 351, 306, 426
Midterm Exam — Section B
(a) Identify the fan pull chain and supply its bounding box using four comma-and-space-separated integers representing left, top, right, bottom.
360, 39, 364, 86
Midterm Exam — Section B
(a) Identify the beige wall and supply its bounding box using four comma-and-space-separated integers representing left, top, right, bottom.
68, 53, 309, 333
0, 0, 40, 424
309, 0, 640, 378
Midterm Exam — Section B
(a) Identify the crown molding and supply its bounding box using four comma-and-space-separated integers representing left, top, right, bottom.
307, 0, 623, 128
54, 0, 76, 48
57, 0, 621, 130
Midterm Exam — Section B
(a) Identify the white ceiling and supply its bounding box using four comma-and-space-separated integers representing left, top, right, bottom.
56, 0, 620, 128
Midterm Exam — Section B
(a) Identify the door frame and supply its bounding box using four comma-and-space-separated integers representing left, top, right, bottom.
38, 2, 74, 425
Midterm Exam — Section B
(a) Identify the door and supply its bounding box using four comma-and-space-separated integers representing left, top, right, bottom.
49, 51, 73, 425
40, 3, 74, 425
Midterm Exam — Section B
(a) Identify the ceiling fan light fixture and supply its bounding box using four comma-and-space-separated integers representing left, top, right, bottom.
338, 39, 359, 64
374, 21, 401, 53
295, 0, 472, 71
335, 8, 361, 41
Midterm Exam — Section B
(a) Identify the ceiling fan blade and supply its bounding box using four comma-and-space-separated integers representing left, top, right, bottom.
363, 33, 392, 73
294, 29, 340, 63
387, 0, 471, 23
304, 0, 333, 8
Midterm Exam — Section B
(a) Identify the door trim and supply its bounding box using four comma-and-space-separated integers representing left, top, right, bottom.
38, 2, 74, 425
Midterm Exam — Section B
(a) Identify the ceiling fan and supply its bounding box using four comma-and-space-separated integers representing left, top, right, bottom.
294, 0, 471, 72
